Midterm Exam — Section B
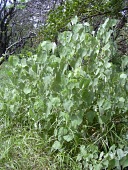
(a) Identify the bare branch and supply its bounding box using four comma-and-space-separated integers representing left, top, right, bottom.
0, 32, 36, 65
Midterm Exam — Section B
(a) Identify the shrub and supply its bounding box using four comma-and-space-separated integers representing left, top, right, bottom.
0, 17, 128, 169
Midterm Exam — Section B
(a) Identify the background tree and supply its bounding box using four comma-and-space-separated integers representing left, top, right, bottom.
0, 0, 17, 57
0, 0, 64, 63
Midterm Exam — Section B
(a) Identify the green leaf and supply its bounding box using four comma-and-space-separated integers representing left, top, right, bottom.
103, 43, 110, 51
103, 100, 111, 110
80, 145, 87, 156
58, 127, 68, 137
23, 87, 31, 94
86, 111, 96, 124
120, 73, 127, 79
0, 103, 4, 110
71, 113, 83, 128
63, 134, 74, 142
119, 97, 125, 102
63, 100, 73, 112
73, 24, 83, 33
104, 62, 111, 69
103, 160, 109, 167
117, 149, 125, 160
21, 58, 27, 67
9, 56, 19, 66
52, 141, 62, 150
121, 155, 128, 168
40, 41, 52, 51
71, 16, 78, 25
94, 164, 102, 170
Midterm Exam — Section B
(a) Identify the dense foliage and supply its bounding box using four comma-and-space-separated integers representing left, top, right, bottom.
0, 17, 128, 169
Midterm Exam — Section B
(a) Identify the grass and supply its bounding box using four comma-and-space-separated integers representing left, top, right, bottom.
0, 127, 52, 169
0, 125, 80, 170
